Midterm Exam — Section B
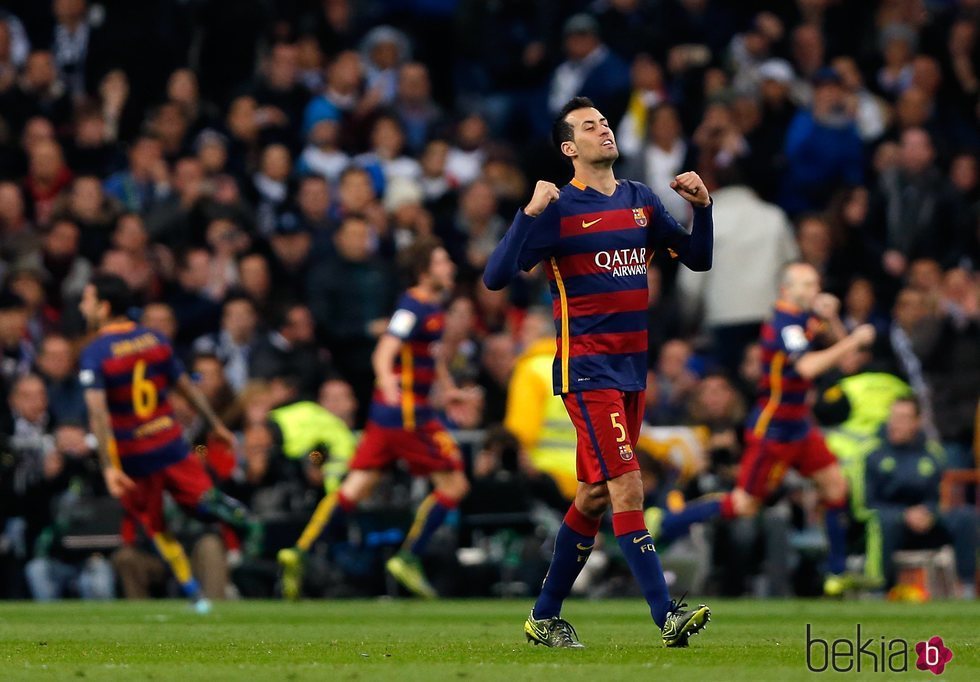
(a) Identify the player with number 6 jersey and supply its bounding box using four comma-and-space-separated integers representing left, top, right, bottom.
80, 274, 261, 614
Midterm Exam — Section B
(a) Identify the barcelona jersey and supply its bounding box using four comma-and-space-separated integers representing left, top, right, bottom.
746, 303, 825, 441
368, 289, 444, 430
79, 322, 188, 477
486, 178, 712, 395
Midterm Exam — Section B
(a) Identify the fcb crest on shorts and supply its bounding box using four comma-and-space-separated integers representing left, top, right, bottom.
619, 443, 634, 461
632, 208, 647, 227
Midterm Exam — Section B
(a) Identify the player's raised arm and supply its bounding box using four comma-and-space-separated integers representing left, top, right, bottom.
795, 323, 876, 380
483, 180, 561, 290
812, 293, 848, 342
174, 373, 236, 446
649, 171, 714, 272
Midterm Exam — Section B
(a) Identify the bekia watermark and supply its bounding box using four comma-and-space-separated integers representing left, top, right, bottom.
806, 625, 953, 675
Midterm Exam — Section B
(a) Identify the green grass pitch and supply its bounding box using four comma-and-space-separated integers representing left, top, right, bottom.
1, 599, 978, 680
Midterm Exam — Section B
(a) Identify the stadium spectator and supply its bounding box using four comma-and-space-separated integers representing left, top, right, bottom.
192, 294, 263, 392
360, 25, 410, 107
0, 289, 34, 384
102, 134, 171, 215
34, 333, 84, 425
648, 340, 698, 426
1, 375, 66, 567
0, 20, 23, 95
841, 277, 890, 338
780, 67, 864, 216
201, 218, 248, 302
869, 128, 961, 277
864, 398, 976, 597
7, 264, 48, 344
614, 54, 668, 161
23, 424, 115, 602
307, 214, 393, 418
476, 333, 515, 426
293, 174, 335, 237
445, 114, 490, 187
141, 302, 178, 342
677, 164, 798, 372
0, 181, 37, 264
621, 103, 694, 226
252, 42, 309, 145
167, 247, 221, 347
235, 252, 274, 318
2, 51, 72, 134
393, 62, 443, 155
549, 14, 630, 127
448, 179, 506, 274
354, 113, 422, 196
296, 117, 349, 186
251, 303, 329, 398
442, 295, 481, 386
247, 143, 294, 237
167, 68, 220, 137
923, 268, 980, 450
318, 378, 358, 430
302, 50, 363, 136
24, 138, 72, 225
53, 175, 120, 262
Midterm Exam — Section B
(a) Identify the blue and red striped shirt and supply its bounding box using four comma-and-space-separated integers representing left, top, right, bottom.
484, 178, 712, 394
79, 323, 188, 477
368, 288, 445, 430
746, 303, 825, 441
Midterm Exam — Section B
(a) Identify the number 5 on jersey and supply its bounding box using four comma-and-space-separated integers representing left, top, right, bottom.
132, 359, 158, 418
610, 412, 626, 443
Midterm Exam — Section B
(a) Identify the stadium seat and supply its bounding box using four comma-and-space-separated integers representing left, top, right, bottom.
892, 547, 958, 600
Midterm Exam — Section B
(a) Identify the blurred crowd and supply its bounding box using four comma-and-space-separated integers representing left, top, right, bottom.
0, 0, 978, 601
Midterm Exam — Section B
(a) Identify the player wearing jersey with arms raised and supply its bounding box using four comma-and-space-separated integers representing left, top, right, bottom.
484, 96, 714, 648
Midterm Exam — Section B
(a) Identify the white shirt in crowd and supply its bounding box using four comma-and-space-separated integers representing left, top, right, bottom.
677, 185, 799, 327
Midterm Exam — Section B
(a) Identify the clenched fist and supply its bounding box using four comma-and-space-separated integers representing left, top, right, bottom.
812, 293, 840, 320
850, 323, 876, 347
670, 171, 711, 207
524, 181, 561, 217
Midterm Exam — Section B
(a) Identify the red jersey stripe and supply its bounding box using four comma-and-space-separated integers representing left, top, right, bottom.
565, 331, 648, 358
558, 288, 649, 318
558, 206, 652, 238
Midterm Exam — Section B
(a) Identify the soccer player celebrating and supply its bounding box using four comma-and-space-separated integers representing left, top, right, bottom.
278, 236, 468, 599
652, 263, 876, 595
79, 274, 261, 613
483, 97, 714, 648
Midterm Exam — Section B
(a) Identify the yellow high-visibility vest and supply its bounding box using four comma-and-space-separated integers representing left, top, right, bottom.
505, 339, 578, 500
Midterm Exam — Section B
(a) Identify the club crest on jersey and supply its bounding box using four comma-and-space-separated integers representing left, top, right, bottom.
632, 208, 647, 227
619, 444, 634, 461
424, 314, 444, 332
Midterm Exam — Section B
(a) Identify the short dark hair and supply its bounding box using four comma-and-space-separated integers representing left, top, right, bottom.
222, 292, 257, 312
552, 96, 595, 152
399, 235, 444, 284
90, 274, 134, 317
192, 351, 224, 368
